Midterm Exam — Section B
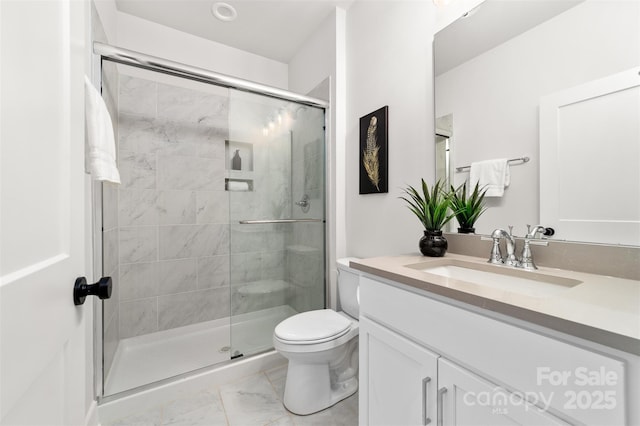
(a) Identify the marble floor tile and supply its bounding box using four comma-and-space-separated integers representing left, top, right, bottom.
219, 373, 288, 426
265, 365, 287, 401
266, 415, 295, 426
162, 405, 227, 426
103, 407, 162, 426
102, 363, 358, 426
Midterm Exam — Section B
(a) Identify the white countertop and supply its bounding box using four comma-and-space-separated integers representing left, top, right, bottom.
350, 253, 640, 355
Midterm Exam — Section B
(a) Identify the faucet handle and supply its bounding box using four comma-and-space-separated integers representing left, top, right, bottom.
508, 225, 514, 236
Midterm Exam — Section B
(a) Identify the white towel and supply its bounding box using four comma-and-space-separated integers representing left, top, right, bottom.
227, 180, 250, 191
469, 158, 510, 197
84, 76, 121, 183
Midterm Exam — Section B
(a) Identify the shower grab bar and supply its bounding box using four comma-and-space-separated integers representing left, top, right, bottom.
239, 219, 324, 225
455, 156, 529, 172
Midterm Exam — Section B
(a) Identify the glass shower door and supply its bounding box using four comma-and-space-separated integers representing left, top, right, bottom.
227, 89, 326, 358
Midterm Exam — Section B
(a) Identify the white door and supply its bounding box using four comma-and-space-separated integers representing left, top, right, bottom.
359, 317, 439, 426
438, 358, 570, 426
0, 0, 89, 424
539, 68, 640, 245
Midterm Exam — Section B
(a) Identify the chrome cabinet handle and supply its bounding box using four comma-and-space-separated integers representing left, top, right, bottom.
437, 387, 447, 426
422, 377, 432, 425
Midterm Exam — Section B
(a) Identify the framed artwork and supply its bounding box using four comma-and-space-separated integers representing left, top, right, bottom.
359, 106, 389, 194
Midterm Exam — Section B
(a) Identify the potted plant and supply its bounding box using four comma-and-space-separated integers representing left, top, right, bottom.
401, 179, 455, 257
450, 181, 488, 234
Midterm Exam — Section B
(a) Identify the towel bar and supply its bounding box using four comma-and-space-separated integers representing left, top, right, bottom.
456, 156, 529, 172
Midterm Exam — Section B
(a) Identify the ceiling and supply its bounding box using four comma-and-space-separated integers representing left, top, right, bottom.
115, 0, 354, 63
434, 0, 584, 76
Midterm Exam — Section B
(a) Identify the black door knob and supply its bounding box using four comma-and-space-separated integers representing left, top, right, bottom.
74, 276, 112, 305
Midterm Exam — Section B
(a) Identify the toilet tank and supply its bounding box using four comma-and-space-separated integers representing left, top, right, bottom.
336, 258, 361, 318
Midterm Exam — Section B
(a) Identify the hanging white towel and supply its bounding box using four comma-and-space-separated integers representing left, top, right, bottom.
84, 76, 121, 183
469, 158, 510, 197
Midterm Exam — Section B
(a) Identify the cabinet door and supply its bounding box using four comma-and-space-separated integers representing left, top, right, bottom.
360, 317, 439, 426
438, 358, 570, 426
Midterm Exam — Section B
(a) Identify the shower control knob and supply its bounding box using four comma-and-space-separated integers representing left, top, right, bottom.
73, 276, 112, 305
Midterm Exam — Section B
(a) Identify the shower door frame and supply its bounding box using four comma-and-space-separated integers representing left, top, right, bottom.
92, 43, 331, 403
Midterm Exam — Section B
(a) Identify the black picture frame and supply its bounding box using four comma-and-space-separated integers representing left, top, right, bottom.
359, 106, 389, 194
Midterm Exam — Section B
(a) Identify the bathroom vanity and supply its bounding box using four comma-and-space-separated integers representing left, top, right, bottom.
352, 254, 639, 426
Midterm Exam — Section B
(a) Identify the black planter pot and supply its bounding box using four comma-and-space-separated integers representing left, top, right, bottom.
457, 225, 475, 234
419, 230, 448, 257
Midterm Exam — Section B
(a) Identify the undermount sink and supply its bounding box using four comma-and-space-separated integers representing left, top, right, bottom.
405, 259, 582, 298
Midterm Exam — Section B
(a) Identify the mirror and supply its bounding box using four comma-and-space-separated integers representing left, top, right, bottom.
434, 0, 640, 245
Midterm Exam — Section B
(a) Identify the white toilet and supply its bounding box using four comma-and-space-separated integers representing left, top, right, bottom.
273, 258, 360, 415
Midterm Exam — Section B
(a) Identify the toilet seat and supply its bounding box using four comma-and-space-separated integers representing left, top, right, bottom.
274, 310, 352, 345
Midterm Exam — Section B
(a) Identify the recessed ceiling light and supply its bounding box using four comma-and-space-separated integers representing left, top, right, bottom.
211, 2, 237, 22
461, 4, 482, 19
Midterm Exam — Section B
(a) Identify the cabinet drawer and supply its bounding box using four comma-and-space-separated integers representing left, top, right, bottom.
360, 276, 626, 425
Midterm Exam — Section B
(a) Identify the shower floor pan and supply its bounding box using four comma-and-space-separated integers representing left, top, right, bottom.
104, 304, 297, 396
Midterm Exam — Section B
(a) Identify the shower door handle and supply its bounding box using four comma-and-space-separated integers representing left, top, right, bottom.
238, 219, 323, 224
73, 276, 112, 305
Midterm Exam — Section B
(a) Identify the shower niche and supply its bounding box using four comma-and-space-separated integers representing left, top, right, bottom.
225, 140, 254, 191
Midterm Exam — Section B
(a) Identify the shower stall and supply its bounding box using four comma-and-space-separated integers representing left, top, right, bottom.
96, 45, 327, 398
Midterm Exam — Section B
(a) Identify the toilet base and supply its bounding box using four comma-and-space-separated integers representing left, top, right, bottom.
283, 361, 358, 415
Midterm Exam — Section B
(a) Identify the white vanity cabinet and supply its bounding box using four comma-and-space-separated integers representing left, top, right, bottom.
358, 275, 630, 426
438, 358, 569, 425
360, 317, 438, 425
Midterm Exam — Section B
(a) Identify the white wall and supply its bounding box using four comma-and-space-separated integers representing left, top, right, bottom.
435, 0, 640, 236
95, 0, 287, 90
345, 1, 436, 258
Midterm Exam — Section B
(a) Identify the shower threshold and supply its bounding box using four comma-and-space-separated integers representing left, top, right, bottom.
103, 304, 297, 396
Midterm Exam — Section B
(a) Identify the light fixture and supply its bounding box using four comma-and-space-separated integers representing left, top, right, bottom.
461, 4, 481, 19
211, 2, 237, 22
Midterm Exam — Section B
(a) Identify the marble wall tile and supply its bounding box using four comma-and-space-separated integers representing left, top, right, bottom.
118, 151, 157, 189
157, 287, 230, 331
157, 155, 225, 191
231, 283, 286, 315
119, 75, 157, 117
102, 311, 119, 388
230, 226, 267, 254
159, 224, 229, 260
230, 252, 262, 284
118, 189, 158, 227
119, 226, 158, 264
196, 127, 227, 159
119, 114, 163, 155
157, 83, 228, 128
286, 247, 322, 288
196, 191, 228, 224
119, 262, 159, 301
102, 182, 119, 231
261, 251, 285, 280
119, 297, 158, 339
157, 190, 196, 225
103, 228, 119, 275
103, 272, 120, 322
157, 258, 197, 295
197, 255, 229, 289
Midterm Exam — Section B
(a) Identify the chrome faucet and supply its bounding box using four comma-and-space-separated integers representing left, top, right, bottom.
488, 225, 553, 270
520, 225, 547, 270
489, 226, 520, 267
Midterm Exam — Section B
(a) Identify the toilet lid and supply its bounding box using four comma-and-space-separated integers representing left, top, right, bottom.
274, 310, 351, 343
